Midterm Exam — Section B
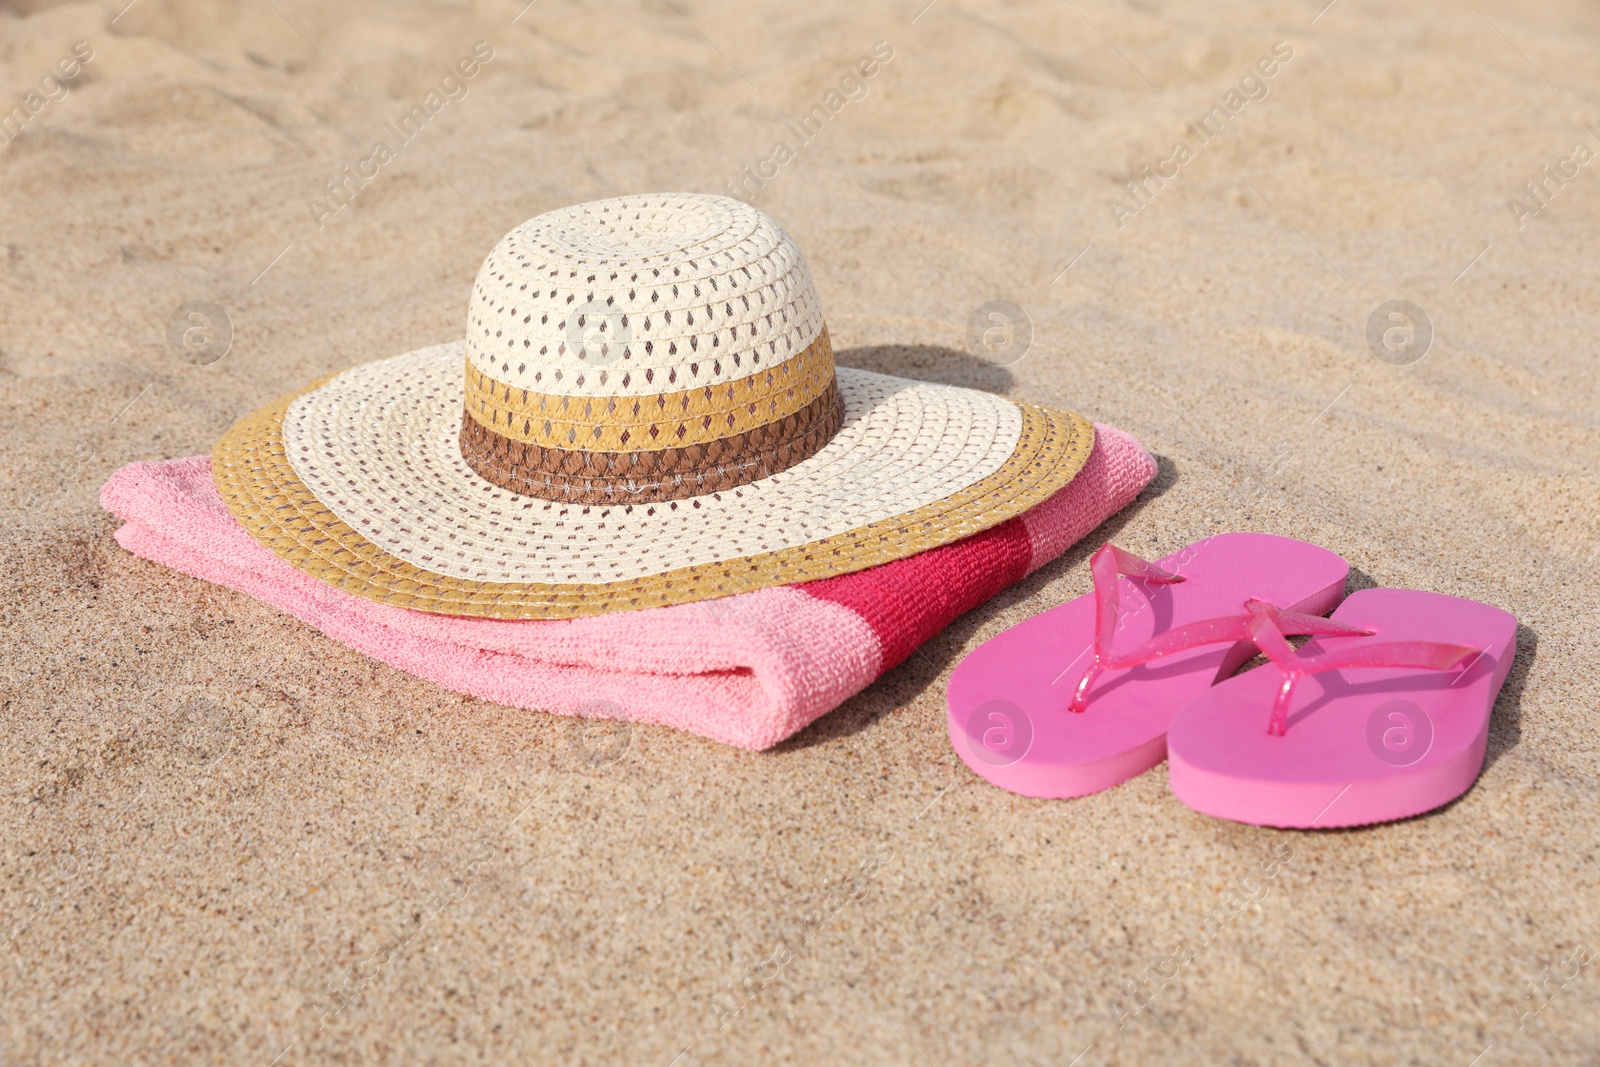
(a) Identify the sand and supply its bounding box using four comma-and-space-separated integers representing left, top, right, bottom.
2, 0, 1598, 1063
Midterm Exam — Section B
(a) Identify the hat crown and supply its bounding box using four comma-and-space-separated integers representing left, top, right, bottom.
458, 194, 842, 504
463, 193, 825, 392
516, 193, 748, 265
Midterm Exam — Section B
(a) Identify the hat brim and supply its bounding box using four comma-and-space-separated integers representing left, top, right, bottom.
213, 343, 1094, 619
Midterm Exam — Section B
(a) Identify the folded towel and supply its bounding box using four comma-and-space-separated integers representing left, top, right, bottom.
99, 424, 1155, 749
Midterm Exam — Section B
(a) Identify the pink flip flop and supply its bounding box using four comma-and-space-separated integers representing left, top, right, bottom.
1166, 588, 1518, 828
946, 533, 1352, 799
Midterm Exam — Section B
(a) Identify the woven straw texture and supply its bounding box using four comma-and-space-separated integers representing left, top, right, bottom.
466, 194, 822, 395
211, 344, 1095, 619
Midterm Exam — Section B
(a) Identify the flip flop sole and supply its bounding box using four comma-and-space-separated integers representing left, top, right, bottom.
947, 533, 1350, 799
1167, 588, 1518, 827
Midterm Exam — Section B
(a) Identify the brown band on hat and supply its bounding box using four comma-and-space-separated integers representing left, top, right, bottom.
460, 380, 845, 503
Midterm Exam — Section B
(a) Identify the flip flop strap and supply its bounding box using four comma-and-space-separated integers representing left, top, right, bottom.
1068, 544, 1185, 712
1247, 603, 1479, 736
1067, 557, 1370, 714
1129, 600, 1367, 663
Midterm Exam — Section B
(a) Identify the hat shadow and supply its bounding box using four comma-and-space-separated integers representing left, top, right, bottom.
770, 453, 1178, 753
833, 343, 1016, 394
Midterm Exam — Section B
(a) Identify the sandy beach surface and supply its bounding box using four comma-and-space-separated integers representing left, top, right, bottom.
3, 0, 1598, 1063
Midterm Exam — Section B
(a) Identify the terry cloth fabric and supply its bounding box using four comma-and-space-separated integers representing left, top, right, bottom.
100, 423, 1155, 750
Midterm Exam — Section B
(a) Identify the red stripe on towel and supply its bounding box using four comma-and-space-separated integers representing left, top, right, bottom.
800, 516, 1035, 671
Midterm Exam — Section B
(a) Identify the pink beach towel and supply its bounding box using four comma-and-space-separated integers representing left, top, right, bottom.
99, 424, 1155, 749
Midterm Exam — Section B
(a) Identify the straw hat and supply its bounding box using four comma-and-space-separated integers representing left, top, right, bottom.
214, 194, 1094, 618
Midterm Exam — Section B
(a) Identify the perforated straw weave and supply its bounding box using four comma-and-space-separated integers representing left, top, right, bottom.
211, 194, 1096, 619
